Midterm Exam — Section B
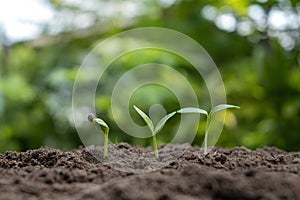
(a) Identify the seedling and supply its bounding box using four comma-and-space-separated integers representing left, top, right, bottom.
177, 104, 240, 155
133, 105, 177, 159
88, 113, 110, 158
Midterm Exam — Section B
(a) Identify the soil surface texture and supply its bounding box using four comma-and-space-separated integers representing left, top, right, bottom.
0, 143, 299, 200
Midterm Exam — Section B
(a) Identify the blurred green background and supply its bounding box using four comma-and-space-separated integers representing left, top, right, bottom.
0, 0, 299, 152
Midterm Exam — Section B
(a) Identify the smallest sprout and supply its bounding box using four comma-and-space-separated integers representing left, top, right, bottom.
88, 113, 109, 158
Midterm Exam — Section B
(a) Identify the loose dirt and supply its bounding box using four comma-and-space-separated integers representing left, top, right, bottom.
0, 144, 299, 200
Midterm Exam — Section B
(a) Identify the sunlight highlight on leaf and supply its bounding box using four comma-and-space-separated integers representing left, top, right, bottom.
154, 111, 176, 133
210, 104, 240, 116
133, 105, 155, 132
177, 107, 208, 115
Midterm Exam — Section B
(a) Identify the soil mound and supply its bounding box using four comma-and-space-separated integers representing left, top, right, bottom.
0, 144, 299, 199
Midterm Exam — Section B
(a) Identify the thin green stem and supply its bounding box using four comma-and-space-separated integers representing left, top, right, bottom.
103, 128, 109, 158
152, 133, 159, 159
204, 115, 210, 155
204, 131, 208, 155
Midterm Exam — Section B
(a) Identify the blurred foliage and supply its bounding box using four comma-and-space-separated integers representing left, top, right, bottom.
0, 0, 299, 152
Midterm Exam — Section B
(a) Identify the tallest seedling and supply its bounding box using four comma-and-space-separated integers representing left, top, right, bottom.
177, 104, 240, 155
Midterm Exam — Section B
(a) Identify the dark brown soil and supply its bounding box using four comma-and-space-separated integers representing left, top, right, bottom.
0, 144, 299, 200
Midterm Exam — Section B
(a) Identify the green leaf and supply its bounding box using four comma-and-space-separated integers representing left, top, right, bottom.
94, 118, 109, 129
210, 104, 240, 116
154, 111, 176, 134
177, 107, 208, 116
133, 105, 155, 132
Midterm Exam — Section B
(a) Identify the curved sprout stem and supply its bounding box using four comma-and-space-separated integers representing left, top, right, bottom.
88, 113, 110, 158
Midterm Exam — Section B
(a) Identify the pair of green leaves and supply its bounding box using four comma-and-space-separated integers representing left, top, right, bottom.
133, 105, 175, 158
177, 105, 240, 155
133, 105, 177, 136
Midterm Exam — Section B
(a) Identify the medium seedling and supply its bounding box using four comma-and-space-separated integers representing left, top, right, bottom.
133, 105, 177, 159
88, 113, 110, 158
177, 104, 240, 155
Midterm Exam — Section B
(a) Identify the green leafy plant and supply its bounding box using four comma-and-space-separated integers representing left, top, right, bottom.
177, 104, 240, 155
133, 105, 177, 159
88, 113, 110, 158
